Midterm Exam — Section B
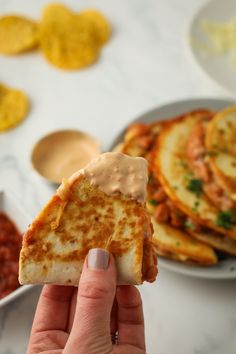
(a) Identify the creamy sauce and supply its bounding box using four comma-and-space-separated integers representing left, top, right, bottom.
32, 130, 100, 183
58, 152, 148, 204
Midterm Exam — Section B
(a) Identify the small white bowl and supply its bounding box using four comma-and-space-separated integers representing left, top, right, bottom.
31, 129, 101, 184
0, 189, 34, 308
187, 0, 236, 94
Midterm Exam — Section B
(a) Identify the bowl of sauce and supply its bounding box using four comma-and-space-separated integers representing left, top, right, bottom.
31, 130, 101, 184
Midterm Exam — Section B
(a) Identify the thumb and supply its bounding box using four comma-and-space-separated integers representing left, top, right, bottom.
64, 248, 116, 354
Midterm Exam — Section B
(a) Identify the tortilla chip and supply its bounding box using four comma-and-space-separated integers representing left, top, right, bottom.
39, 12, 99, 70
79, 9, 110, 46
0, 83, 29, 131
0, 15, 38, 54
42, 3, 73, 24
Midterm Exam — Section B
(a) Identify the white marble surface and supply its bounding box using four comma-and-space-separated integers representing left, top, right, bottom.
0, 0, 235, 353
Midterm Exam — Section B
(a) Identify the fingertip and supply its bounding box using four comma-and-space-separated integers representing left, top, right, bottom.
116, 285, 142, 306
82, 248, 117, 274
80, 249, 117, 288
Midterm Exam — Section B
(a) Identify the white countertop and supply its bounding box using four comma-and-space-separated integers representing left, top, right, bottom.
0, 0, 236, 353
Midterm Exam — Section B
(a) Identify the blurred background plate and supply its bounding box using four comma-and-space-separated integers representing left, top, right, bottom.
111, 97, 236, 279
0, 190, 34, 308
187, 0, 236, 94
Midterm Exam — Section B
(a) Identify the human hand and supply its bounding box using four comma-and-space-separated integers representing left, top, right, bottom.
27, 248, 146, 354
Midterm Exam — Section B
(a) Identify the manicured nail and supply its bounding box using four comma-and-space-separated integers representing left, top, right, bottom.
88, 248, 110, 270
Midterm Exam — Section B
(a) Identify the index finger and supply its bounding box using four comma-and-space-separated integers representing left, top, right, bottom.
31, 285, 75, 333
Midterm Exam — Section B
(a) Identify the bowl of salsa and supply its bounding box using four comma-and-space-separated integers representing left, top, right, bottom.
0, 189, 33, 307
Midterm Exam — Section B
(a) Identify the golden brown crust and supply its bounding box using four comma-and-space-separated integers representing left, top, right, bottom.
152, 220, 217, 266
141, 213, 158, 282
116, 113, 223, 265
206, 106, 236, 197
20, 174, 157, 285
154, 244, 216, 266
154, 111, 236, 239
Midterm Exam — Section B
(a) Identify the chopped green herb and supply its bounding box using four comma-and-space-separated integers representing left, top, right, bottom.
184, 219, 196, 230
148, 199, 158, 206
216, 210, 236, 230
187, 178, 203, 197
192, 200, 200, 213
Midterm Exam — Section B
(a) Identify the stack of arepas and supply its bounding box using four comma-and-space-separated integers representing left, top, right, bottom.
115, 106, 236, 266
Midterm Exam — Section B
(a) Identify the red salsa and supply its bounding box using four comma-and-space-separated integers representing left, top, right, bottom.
0, 212, 22, 299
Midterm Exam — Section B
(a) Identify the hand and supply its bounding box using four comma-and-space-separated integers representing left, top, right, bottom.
27, 248, 146, 354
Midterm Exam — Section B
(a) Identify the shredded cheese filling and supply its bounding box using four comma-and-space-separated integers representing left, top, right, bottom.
192, 16, 236, 70
51, 201, 68, 230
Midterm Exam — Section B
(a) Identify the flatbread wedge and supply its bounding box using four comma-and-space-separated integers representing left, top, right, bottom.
19, 152, 157, 286
154, 110, 236, 239
147, 170, 236, 258
116, 118, 220, 264
206, 105, 236, 199
152, 219, 217, 265
188, 230, 236, 256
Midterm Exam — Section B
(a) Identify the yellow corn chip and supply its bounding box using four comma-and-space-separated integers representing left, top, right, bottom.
79, 9, 111, 46
0, 84, 29, 131
0, 15, 38, 54
39, 15, 99, 70
42, 3, 73, 24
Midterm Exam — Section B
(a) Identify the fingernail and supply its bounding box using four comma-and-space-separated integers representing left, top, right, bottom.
88, 248, 110, 270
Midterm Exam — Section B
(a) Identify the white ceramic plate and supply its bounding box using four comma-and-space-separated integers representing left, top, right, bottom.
111, 98, 236, 279
187, 0, 236, 94
0, 190, 34, 308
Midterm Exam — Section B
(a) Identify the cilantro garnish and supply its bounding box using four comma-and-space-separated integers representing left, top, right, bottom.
148, 199, 158, 206
184, 219, 196, 230
216, 210, 236, 230
187, 178, 203, 197
192, 200, 200, 213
